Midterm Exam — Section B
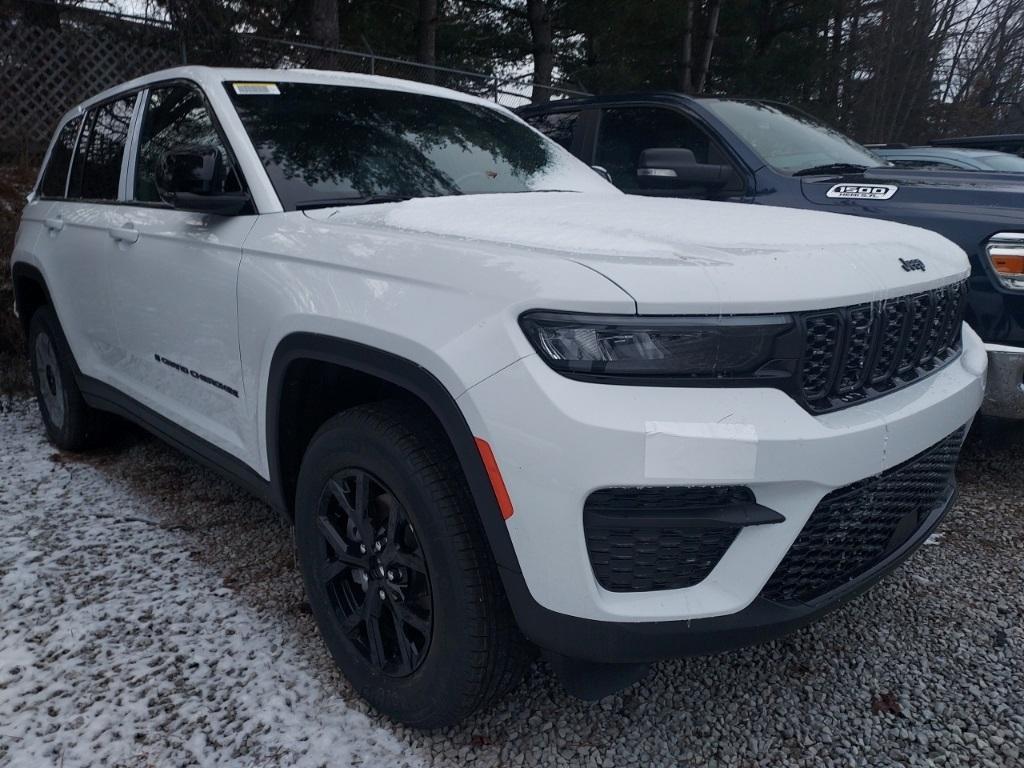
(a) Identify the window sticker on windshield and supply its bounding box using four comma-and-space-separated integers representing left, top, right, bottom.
232, 82, 281, 95
826, 183, 898, 200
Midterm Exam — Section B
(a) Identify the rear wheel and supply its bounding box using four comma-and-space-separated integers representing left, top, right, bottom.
28, 306, 110, 451
295, 401, 530, 728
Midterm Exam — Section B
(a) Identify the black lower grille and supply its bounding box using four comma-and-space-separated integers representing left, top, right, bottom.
584, 486, 754, 592
761, 427, 965, 604
799, 281, 968, 413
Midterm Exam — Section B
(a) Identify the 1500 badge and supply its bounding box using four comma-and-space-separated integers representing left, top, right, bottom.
826, 183, 898, 200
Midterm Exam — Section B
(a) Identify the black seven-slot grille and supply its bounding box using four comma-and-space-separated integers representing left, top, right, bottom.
584, 486, 764, 592
798, 280, 968, 413
760, 426, 965, 605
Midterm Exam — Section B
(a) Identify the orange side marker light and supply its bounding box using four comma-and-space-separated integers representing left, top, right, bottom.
475, 437, 514, 520
991, 252, 1024, 276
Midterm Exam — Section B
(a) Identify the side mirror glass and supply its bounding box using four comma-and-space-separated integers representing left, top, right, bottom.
155, 146, 249, 215
636, 147, 732, 191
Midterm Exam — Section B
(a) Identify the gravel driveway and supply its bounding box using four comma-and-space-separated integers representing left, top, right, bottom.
1, 395, 1021, 767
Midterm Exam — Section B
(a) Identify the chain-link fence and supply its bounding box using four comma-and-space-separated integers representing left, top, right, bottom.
0, 2, 588, 162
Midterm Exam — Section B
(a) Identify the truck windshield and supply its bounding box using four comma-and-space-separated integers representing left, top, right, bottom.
226, 81, 609, 210
703, 99, 885, 175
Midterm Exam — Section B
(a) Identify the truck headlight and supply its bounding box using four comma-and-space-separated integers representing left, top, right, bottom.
519, 311, 794, 381
986, 233, 1024, 290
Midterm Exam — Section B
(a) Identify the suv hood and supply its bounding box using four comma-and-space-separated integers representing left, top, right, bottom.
307, 192, 969, 314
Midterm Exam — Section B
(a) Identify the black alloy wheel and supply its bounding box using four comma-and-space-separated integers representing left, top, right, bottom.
315, 468, 433, 676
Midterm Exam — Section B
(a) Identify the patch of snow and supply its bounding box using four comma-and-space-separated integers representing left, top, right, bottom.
0, 400, 421, 768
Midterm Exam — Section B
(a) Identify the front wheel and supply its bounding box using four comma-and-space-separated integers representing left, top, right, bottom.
294, 401, 530, 728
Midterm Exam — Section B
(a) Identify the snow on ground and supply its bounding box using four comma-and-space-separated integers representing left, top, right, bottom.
0, 399, 420, 768
1, 394, 1022, 767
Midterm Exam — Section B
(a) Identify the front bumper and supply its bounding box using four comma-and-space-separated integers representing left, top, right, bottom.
981, 343, 1024, 418
503, 486, 955, 663
458, 325, 986, 660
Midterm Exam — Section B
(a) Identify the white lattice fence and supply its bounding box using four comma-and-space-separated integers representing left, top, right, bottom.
0, 11, 179, 158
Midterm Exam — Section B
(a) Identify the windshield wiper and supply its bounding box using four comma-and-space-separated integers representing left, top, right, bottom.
793, 163, 872, 177
297, 194, 414, 211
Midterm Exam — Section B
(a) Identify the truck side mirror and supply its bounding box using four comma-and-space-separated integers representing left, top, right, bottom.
156, 146, 250, 215
637, 147, 732, 191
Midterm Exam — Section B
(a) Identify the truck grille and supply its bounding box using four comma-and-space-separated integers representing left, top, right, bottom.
798, 280, 968, 413
760, 427, 965, 604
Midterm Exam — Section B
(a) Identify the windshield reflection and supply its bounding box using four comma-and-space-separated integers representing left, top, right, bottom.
227, 82, 606, 209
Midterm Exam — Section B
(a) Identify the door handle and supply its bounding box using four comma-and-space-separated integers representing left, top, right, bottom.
44, 216, 64, 233
108, 225, 139, 244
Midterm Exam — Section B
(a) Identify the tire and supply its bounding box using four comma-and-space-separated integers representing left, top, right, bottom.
28, 306, 109, 451
294, 400, 531, 728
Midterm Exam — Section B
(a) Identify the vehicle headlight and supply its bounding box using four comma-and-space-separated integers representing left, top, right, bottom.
986, 232, 1024, 290
518, 311, 794, 381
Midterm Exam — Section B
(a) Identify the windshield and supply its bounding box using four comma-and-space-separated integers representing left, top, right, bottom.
702, 99, 884, 175
226, 81, 610, 209
978, 153, 1024, 172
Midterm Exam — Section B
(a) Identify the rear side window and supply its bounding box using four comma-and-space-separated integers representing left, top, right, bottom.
40, 116, 82, 198
134, 85, 241, 204
525, 111, 579, 151
68, 94, 136, 201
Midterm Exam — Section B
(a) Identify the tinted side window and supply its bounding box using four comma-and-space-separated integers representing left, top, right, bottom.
525, 111, 579, 151
68, 95, 136, 200
134, 85, 241, 203
40, 117, 82, 198
595, 107, 712, 191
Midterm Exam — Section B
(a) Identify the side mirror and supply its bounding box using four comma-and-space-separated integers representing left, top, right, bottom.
155, 146, 249, 215
591, 165, 613, 183
636, 147, 732, 191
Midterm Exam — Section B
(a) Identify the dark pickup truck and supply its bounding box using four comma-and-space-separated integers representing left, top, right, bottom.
519, 94, 1024, 417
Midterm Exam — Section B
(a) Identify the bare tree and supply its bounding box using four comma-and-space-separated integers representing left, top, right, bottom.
678, 0, 694, 93
527, 0, 555, 102
417, 0, 439, 83
694, 0, 720, 93
306, 0, 340, 68
675, 0, 721, 94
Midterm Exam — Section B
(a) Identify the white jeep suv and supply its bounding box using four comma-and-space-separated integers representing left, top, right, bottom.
11, 67, 986, 727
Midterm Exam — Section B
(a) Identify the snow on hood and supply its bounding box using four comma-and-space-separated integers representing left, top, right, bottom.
310, 192, 970, 314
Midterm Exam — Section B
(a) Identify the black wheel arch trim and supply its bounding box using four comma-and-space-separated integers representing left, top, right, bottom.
265, 332, 523, 576
11, 262, 54, 335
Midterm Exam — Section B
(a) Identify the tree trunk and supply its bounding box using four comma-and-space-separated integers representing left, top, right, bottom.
307, 0, 340, 69
678, 0, 695, 93
695, 0, 721, 93
417, 0, 439, 84
827, 0, 845, 119
527, 0, 555, 103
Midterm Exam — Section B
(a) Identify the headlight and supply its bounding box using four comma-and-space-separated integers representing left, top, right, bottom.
986, 232, 1024, 290
518, 311, 794, 381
